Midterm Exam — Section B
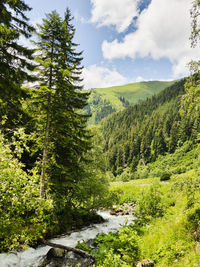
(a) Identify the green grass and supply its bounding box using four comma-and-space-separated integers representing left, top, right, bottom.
111, 178, 160, 203
86, 80, 177, 124
107, 142, 200, 266
94, 81, 176, 110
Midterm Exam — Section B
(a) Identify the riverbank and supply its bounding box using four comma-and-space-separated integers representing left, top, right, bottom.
92, 165, 200, 266
0, 211, 133, 267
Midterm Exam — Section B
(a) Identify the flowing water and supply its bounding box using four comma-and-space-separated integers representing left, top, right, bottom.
0, 211, 133, 267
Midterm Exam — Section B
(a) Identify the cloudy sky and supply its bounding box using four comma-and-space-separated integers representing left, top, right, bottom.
25, 0, 199, 89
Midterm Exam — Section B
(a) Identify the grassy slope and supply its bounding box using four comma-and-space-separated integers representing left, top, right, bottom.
87, 80, 176, 124
94, 80, 176, 111
110, 142, 200, 266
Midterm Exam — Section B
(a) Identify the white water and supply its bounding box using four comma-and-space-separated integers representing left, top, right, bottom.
0, 211, 133, 267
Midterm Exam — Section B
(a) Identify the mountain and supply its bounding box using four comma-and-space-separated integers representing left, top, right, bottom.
99, 78, 194, 175
85, 80, 177, 124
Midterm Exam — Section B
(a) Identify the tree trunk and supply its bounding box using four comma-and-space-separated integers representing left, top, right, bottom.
40, 92, 51, 198
42, 240, 95, 260
40, 44, 54, 199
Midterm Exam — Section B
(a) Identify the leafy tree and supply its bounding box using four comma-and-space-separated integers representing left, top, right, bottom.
180, 0, 200, 140
190, 0, 200, 48
0, 131, 54, 252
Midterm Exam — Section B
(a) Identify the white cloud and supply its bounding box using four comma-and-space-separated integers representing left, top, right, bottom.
135, 76, 145, 82
82, 65, 129, 89
90, 0, 139, 33
102, 0, 200, 77
74, 11, 89, 24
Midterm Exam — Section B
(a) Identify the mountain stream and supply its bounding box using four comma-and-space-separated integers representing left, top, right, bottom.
0, 211, 133, 267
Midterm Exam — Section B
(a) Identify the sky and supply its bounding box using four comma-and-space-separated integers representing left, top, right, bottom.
24, 0, 200, 89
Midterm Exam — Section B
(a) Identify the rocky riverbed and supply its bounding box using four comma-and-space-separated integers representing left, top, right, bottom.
110, 202, 136, 216
0, 211, 134, 267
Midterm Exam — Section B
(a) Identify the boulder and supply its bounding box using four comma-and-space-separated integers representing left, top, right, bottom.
110, 202, 136, 216
46, 248, 65, 260
110, 210, 117, 215
137, 259, 154, 267
193, 231, 200, 242
116, 208, 124, 213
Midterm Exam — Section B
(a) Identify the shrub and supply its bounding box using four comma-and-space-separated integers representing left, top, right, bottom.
94, 226, 140, 266
186, 203, 200, 231
134, 183, 166, 225
160, 172, 171, 181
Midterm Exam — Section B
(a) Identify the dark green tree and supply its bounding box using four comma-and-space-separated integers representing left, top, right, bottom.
0, 0, 35, 129
33, 10, 91, 202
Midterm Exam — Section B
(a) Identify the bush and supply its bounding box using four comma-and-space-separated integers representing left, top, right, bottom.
117, 168, 133, 182
186, 203, 200, 231
135, 164, 150, 179
134, 183, 166, 225
160, 172, 171, 181
94, 226, 140, 266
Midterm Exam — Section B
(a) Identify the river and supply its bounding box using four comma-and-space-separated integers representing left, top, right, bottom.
0, 211, 133, 267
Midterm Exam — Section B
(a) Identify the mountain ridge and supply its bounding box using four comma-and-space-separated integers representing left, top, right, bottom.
85, 80, 177, 124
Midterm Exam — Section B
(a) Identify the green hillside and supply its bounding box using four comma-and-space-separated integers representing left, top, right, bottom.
100, 79, 188, 176
85, 80, 176, 124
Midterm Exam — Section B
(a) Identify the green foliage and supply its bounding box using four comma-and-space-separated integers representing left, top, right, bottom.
134, 183, 166, 225
173, 170, 200, 209
186, 203, 200, 231
100, 79, 188, 175
32, 9, 93, 201
160, 172, 171, 181
0, 0, 35, 131
0, 132, 55, 251
97, 249, 129, 267
76, 241, 92, 253
0, 7, 113, 252
94, 226, 140, 266
135, 164, 150, 179
116, 167, 133, 182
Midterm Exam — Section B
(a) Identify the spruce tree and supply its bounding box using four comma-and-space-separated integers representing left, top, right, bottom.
0, 0, 34, 128
33, 10, 91, 201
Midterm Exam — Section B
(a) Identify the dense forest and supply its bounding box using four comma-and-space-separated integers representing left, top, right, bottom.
0, 1, 111, 252
100, 78, 191, 175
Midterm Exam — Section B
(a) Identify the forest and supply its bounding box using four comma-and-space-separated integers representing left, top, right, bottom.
1, 0, 200, 266
0, 0, 112, 253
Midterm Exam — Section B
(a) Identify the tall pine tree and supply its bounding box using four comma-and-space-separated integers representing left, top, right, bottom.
33, 10, 91, 202
0, 0, 35, 129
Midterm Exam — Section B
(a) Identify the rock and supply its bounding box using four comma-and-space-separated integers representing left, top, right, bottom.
63, 256, 94, 267
110, 210, 117, 215
116, 208, 123, 213
110, 202, 136, 216
137, 259, 154, 267
193, 231, 200, 242
46, 248, 65, 260
86, 239, 95, 249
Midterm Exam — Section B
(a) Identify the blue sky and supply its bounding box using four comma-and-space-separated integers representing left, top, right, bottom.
24, 0, 200, 89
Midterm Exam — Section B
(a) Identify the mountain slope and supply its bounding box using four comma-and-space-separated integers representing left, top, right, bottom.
85, 80, 177, 124
99, 78, 194, 175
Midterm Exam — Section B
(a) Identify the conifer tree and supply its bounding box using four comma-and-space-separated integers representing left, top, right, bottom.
33, 10, 91, 200
0, 0, 34, 128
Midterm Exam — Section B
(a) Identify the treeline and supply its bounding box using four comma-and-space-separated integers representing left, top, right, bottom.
101, 78, 200, 175
0, 1, 111, 251
84, 91, 117, 124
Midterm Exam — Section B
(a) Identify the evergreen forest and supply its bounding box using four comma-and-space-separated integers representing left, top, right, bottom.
1, 0, 200, 266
